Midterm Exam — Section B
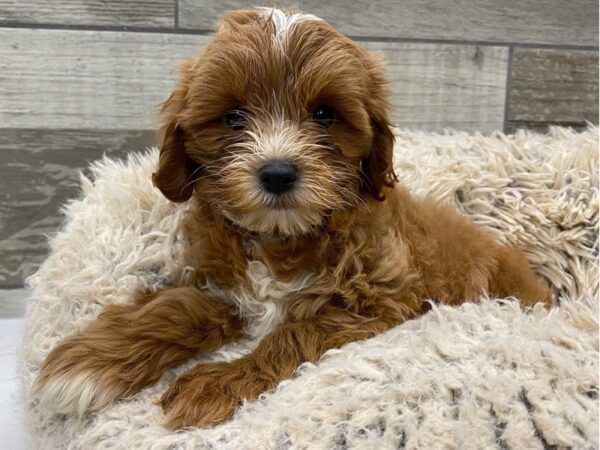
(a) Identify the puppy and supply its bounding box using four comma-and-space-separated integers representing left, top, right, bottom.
35, 7, 552, 429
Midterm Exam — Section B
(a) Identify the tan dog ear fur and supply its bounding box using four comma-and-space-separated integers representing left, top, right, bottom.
359, 54, 397, 201
153, 63, 199, 203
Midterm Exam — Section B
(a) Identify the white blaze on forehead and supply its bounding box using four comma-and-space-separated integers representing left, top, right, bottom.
258, 7, 322, 44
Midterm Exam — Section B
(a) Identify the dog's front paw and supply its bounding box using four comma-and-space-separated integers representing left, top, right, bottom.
34, 338, 129, 415
159, 360, 270, 429
34, 304, 157, 415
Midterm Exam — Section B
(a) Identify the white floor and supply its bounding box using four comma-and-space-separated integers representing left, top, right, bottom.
0, 291, 31, 449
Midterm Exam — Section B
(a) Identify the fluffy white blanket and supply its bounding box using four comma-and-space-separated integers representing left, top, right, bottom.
21, 127, 598, 449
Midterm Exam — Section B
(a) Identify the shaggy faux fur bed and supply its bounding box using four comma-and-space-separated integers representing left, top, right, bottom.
21, 127, 598, 449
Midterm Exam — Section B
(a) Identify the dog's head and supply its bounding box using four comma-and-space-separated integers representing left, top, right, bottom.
153, 7, 396, 236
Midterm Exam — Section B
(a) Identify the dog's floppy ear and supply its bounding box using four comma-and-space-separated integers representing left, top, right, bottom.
153, 65, 199, 203
360, 57, 397, 201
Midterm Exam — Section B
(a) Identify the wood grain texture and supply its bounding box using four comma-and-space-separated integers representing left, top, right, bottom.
0, 29, 210, 129
0, 129, 156, 288
179, 0, 598, 46
365, 43, 508, 132
0, 28, 507, 132
0, 0, 175, 28
508, 49, 599, 133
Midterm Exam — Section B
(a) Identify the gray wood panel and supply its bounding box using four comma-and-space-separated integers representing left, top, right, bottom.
508, 49, 599, 133
363, 43, 508, 132
0, 28, 508, 132
0, 29, 210, 129
0, 0, 175, 28
0, 129, 156, 288
179, 0, 599, 46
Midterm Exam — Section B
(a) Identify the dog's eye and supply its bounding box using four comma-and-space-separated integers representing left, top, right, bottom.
311, 105, 336, 127
224, 109, 245, 131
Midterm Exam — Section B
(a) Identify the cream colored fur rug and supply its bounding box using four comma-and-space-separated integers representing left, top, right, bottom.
21, 127, 599, 449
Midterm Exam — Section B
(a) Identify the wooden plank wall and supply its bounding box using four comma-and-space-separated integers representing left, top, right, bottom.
0, 0, 598, 287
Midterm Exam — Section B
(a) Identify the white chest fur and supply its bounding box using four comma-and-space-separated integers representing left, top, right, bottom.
206, 260, 314, 339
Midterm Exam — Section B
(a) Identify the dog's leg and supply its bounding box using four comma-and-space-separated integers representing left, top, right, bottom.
34, 287, 243, 415
159, 302, 411, 428
489, 245, 554, 307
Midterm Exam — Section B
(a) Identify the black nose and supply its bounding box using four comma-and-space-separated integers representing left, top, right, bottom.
258, 161, 298, 195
